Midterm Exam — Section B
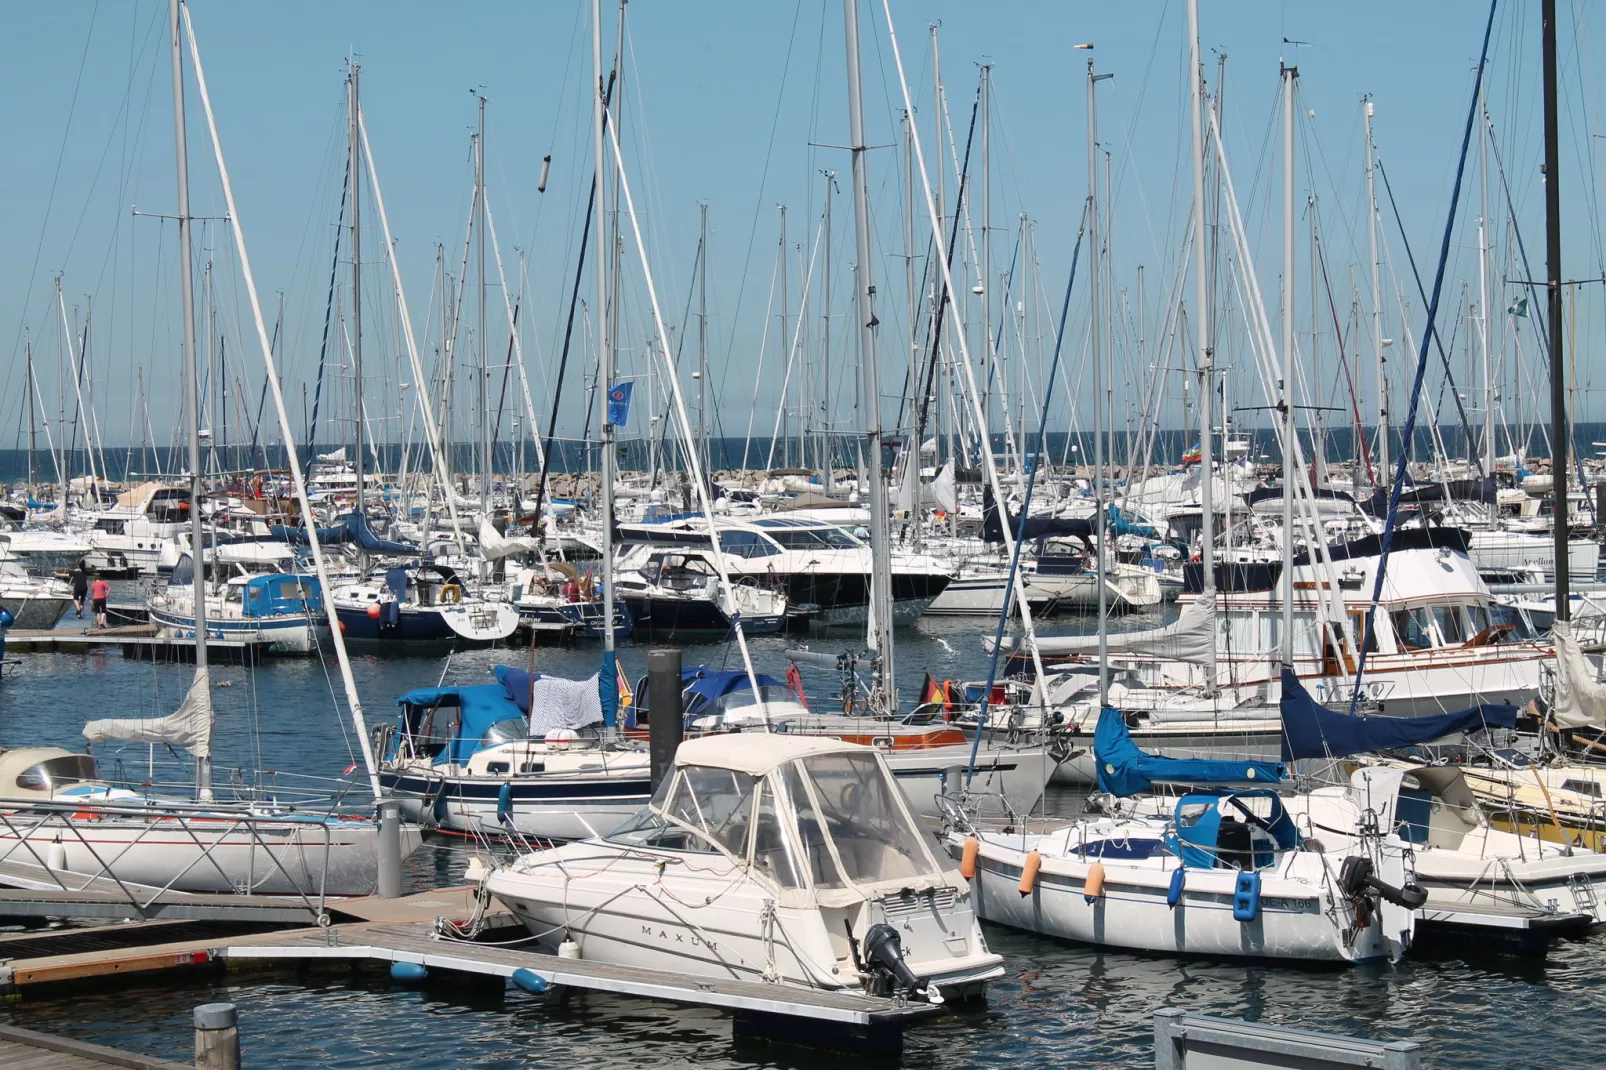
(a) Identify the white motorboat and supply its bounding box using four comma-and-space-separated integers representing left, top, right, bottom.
485, 734, 1005, 1001
80, 482, 192, 576
0, 559, 72, 630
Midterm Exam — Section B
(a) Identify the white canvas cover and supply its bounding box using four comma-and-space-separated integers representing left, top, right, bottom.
478, 518, 541, 561
1551, 619, 1606, 728
527, 672, 605, 734
1019, 591, 1218, 665
84, 666, 213, 758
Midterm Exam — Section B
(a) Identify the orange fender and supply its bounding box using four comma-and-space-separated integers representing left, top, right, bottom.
1018, 850, 1042, 896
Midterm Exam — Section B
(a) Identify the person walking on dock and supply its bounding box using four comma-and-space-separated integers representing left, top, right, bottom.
69, 564, 88, 619
90, 575, 111, 631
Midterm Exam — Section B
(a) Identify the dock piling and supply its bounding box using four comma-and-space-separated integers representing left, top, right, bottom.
647, 648, 683, 789
193, 1003, 239, 1070
375, 799, 402, 899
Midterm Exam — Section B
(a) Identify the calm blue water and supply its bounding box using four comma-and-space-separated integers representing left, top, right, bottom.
2, 607, 1605, 1067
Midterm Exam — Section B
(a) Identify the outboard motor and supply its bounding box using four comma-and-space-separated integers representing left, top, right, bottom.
860, 923, 943, 1004
1339, 856, 1428, 910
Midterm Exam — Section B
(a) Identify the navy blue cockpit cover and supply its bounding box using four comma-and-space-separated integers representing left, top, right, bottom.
1278, 668, 1518, 761
1094, 706, 1284, 797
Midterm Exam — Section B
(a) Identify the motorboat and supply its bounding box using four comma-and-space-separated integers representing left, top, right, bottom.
616, 516, 951, 629
503, 563, 633, 641
0, 513, 90, 577
376, 665, 651, 841
0, 559, 72, 630
330, 563, 519, 648
614, 546, 787, 638
148, 545, 326, 654
80, 483, 192, 576
0, 744, 418, 897
484, 734, 1005, 1001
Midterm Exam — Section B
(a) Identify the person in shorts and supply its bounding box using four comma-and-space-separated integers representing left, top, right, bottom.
90, 575, 111, 630
69, 564, 88, 618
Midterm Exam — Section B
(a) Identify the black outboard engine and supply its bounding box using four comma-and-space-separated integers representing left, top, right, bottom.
861, 923, 943, 1004
1339, 856, 1429, 910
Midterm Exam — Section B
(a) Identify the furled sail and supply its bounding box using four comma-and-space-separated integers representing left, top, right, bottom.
1551, 619, 1606, 729
999, 592, 1217, 665
478, 518, 542, 561
1278, 668, 1516, 760
1094, 705, 1282, 796
84, 666, 213, 758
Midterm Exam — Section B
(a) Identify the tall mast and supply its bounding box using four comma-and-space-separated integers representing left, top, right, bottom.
1542, 0, 1568, 621
821, 168, 834, 491
1363, 97, 1387, 483
1476, 82, 1494, 482
930, 24, 946, 478
778, 203, 788, 473
1186, 0, 1217, 693
980, 63, 992, 466
1087, 55, 1112, 707
594, 0, 619, 662
1280, 62, 1297, 667
698, 202, 709, 479
348, 63, 364, 513
842, 0, 894, 712
476, 93, 490, 517
25, 335, 37, 487
170, 0, 209, 797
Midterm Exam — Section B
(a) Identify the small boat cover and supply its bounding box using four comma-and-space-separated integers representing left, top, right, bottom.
1094, 705, 1283, 797
272, 512, 416, 555
494, 665, 604, 735
1278, 668, 1517, 761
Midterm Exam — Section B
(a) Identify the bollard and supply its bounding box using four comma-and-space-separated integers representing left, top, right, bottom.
647, 648, 684, 790
375, 798, 402, 899
194, 1002, 240, 1070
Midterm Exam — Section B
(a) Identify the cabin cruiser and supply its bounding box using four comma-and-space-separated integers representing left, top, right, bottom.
614, 546, 787, 637
484, 735, 1005, 1001
616, 516, 950, 629
80, 483, 192, 576
0, 745, 418, 896
149, 545, 326, 653
330, 563, 519, 647
0, 509, 91, 577
0, 559, 72, 629
377, 665, 651, 841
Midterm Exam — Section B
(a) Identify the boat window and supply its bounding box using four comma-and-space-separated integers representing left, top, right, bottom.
665, 766, 758, 856
794, 752, 934, 886
718, 530, 779, 559
1465, 604, 1493, 641
1562, 780, 1603, 798
779, 763, 847, 888
15, 754, 99, 792
751, 781, 805, 888
764, 527, 858, 551
1347, 613, 1379, 654
1431, 605, 1466, 645
480, 718, 529, 749
95, 519, 125, 535
1391, 608, 1433, 650
715, 685, 797, 716
1489, 604, 1535, 640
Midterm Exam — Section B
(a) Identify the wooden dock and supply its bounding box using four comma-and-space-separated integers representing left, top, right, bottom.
0, 886, 939, 1054
0, 1024, 192, 1070
3, 626, 274, 665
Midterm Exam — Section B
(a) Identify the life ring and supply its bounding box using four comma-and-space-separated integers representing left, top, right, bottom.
440, 583, 462, 604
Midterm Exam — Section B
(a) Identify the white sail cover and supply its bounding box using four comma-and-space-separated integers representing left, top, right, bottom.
316, 447, 348, 463
478, 518, 541, 561
84, 666, 213, 758
1007, 592, 1217, 665
1551, 619, 1606, 728
895, 460, 958, 514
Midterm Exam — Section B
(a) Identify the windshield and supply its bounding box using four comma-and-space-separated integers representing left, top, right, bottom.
715, 685, 798, 716
16, 754, 100, 791
763, 527, 859, 551
608, 765, 757, 856
480, 718, 529, 749
779, 751, 936, 888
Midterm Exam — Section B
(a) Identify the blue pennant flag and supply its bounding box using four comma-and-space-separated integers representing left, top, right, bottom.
606, 381, 633, 427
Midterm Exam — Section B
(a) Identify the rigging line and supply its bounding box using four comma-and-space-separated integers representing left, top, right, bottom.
1311, 208, 1372, 481
306, 140, 350, 462
1349, 0, 1497, 717
1374, 155, 1481, 468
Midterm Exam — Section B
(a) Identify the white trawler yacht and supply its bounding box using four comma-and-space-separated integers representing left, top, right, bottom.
484, 735, 1004, 1001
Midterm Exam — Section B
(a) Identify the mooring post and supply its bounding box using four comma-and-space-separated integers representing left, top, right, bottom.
376, 798, 402, 899
647, 648, 683, 789
194, 1002, 240, 1070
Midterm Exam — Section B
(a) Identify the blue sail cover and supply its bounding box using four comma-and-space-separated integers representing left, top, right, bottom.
1279, 668, 1518, 760
681, 667, 786, 719
1095, 706, 1284, 797
271, 512, 417, 554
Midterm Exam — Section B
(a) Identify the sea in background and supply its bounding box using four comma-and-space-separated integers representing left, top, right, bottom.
1, 603, 1605, 1067
0, 421, 1595, 487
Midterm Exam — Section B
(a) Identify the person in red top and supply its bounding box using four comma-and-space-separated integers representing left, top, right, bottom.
89, 575, 112, 630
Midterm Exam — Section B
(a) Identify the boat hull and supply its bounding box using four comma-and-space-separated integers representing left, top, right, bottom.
151, 606, 323, 654
380, 769, 652, 842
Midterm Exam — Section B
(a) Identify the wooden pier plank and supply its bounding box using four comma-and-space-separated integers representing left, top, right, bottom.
0, 1026, 191, 1070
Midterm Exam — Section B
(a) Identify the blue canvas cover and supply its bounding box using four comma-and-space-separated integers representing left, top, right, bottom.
680, 667, 786, 719
271, 512, 417, 555
395, 684, 524, 765
1279, 668, 1518, 761
240, 574, 323, 617
1095, 706, 1283, 797
1170, 790, 1300, 869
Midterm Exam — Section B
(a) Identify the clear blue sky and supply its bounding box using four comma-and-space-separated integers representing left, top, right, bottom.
2, 1, 1602, 458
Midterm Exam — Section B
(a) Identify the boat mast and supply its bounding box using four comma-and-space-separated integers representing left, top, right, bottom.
698, 201, 709, 480
1363, 98, 1387, 485
594, 0, 620, 666
1087, 55, 1112, 707
1280, 62, 1297, 669
25, 334, 36, 488
842, 0, 895, 713
821, 168, 834, 491
477, 93, 491, 518
169, 0, 210, 798
1186, 0, 1217, 693
1476, 80, 1494, 484
778, 203, 788, 475
349, 63, 364, 515
1542, 0, 1568, 622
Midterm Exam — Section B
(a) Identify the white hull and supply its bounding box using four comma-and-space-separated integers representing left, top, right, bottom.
151, 606, 323, 654
1467, 531, 1599, 578
884, 743, 1059, 816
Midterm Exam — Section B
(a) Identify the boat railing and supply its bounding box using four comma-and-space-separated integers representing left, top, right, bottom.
0, 795, 337, 920
105, 754, 370, 812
